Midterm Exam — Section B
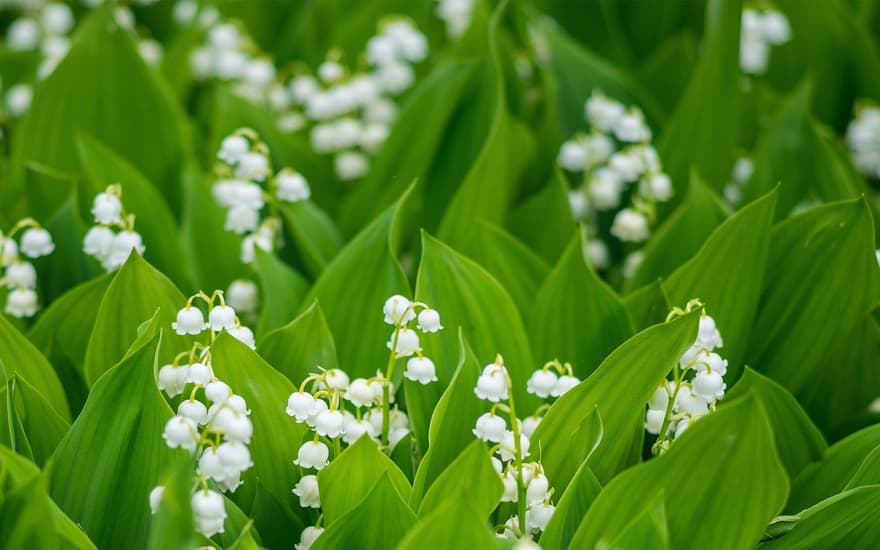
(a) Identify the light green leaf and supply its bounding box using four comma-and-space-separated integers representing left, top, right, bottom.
539, 462, 602, 550
787, 424, 880, 513
569, 395, 788, 549
663, 189, 778, 379
658, 0, 742, 191
75, 133, 192, 288
48, 328, 174, 549
0, 375, 69, 467
844, 445, 880, 490
530, 310, 699, 487
0, 311, 69, 420
409, 332, 484, 506
398, 499, 498, 550
83, 252, 189, 385
146, 457, 197, 550
279, 199, 344, 279
622, 280, 671, 332
209, 332, 311, 518
608, 492, 670, 550
506, 169, 576, 266
760, 487, 880, 549
749, 198, 880, 433
418, 440, 503, 519
258, 300, 338, 385
529, 233, 633, 378
725, 368, 827, 479
310, 473, 416, 550
317, 435, 411, 525
302, 186, 411, 380
254, 248, 310, 337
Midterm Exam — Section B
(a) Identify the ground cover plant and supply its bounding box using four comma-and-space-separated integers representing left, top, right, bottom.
1, 0, 880, 548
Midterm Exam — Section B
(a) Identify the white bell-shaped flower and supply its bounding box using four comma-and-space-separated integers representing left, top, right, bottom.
692, 370, 726, 402
287, 392, 317, 422
551, 375, 580, 397
191, 489, 227, 538
521, 416, 542, 438
228, 325, 256, 349
225, 395, 250, 415
324, 368, 350, 390
557, 139, 587, 172
293, 474, 321, 508
208, 304, 237, 332
614, 110, 651, 143
525, 503, 555, 533
226, 279, 258, 314
107, 230, 145, 270
225, 205, 259, 234
644, 172, 673, 202
389, 408, 410, 431
318, 61, 344, 83
178, 399, 208, 425
149, 486, 164, 514
342, 418, 376, 444
7, 19, 40, 51
19, 228, 54, 258
276, 169, 311, 202
158, 364, 190, 398
4, 288, 38, 317
1, 238, 18, 266
648, 384, 670, 411
588, 169, 623, 211
295, 526, 324, 550
526, 472, 549, 505
236, 152, 270, 181
383, 295, 415, 325
162, 415, 199, 453
388, 328, 421, 357
186, 362, 213, 386
218, 135, 249, 165
674, 416, 691, 439
697, 315, 724, 350
334, 150, 369, 181
497, 430, 530, 462
740, 36, 769, 75
417, 308, 443, 333
213, 407, 253, 443
314, 409, 345, 438
760, 10, 791, 45
500, 469, 518, 502
611, 208, 650, 242
198, 447, 227, 482
344, 378, 376, 408
473, 412, 506, 443
360, 123, 389, 154
674, 388, 709, 416
475, 364, 509, 402
83, 226, 115, 259
4, 261, 36, 289
404, 356, 438, 384
91, 192, 123, 225
294, 441, 330, 470
306, 399, 329, 429
585, 92, 625, 131
217, 440, 253, 475
526, 369, 558, 399
609, 150, 645, 182
645, 408, 666, 435
584, 239, 609, 271
205, 380, 233, 403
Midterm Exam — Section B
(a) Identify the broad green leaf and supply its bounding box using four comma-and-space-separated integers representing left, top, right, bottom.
749, 198, 880, 432
457, 220, 551, 317
146, 457, 197, 550
302, 187, 411, 380
622, 279, 671, 331
569, 395, 788, 549
760, 487, 880, 549
258, 300, 338, 385
844, 445, 880, 490
636, 32, 698, 114
658, 0, 742, 191
418, 440, 503, 518
786, 424, 880, 513
210, 332, 311, 518
531, 310, 699, 487
28, 273, 112, 414
75, 133, 192, 287
539, 462, 602, 550
0, 375, 69, 467
317, 435, 411, 525
250, 483, 306, 550
726, 368, 826, 479
507, 169, 576, 265
608, 492, 670, 550
84, 252, 189, 385
38, 188, 93, 301
398, 499, 497, 550
279, 200, 344, 279
409, 332, 484, 505
0, 311, 69, 420
254, 249, 310, 337
625, 173, 727, 293
390, 431, 415, 482
529, 233, 633, 378
310, 473, 416, 550
663, 189, 777, 379
11, 6, 186, 209
48, 329, 174, 549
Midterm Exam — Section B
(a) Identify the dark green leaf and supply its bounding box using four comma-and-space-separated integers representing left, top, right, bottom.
258, 300, 338, 385
418, 440, 503, 518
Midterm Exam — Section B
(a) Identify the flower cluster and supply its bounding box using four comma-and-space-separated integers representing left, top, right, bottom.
846, 102, 880, 179
224, 278, 260, 323
558, 89, 672, 271
723, 156, 754, 207
152, 291, 256, 538
82, 185, 146, 272
190, 20, 277, 103
472, 355, 561, 545
213, 128, 312, 264
0, 219, 54, 318
740, 7, 791, 76
436, 0, 476, 39
645, 301, 728, 454
271, 18, 428, 181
